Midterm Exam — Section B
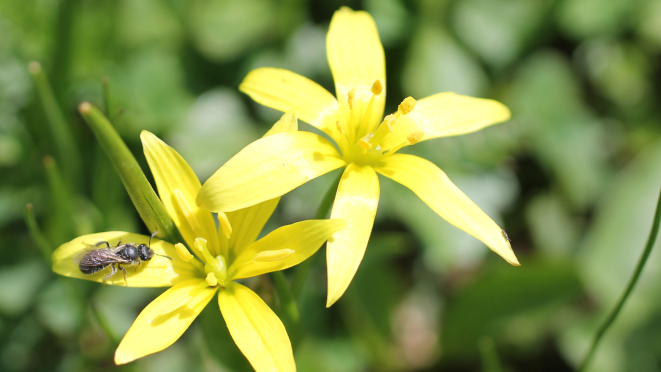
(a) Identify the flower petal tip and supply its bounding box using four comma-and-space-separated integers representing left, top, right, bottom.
114, 349, 136, 365
325, 294, 339, 308
507, 255, 521, 266
139, 130, 154, 142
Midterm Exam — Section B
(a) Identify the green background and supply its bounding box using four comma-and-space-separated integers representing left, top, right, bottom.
2, 0, 661, 371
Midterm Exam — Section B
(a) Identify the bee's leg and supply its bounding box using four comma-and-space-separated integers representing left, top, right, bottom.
119, 265, 128, 287
135, 261, 141, 272
94, 241, 110, 249
103, 264, 117, 286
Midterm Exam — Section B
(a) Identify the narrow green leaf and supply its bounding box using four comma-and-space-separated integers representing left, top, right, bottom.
578, 186, 661, 371
478, 337, 502, 372
24, 204, 53, 263
78, 102, 179, 243
91, 302, 120, 345
28, 62, 81, 187
272, 271, 301, 345
291, 170, 343, 297
43, 155, 76, 244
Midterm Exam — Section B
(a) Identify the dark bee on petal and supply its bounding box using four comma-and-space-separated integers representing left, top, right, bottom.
75, 232, 170, 286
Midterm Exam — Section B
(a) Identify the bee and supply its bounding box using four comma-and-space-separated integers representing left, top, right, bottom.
75, 232, 171, 286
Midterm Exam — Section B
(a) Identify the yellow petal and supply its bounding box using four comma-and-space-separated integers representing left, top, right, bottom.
226, 197, 280, 262
52, 232, 200, 287
115, 279, 217, 364
264, 111, 299, 137
240, 68, 342, 142
197, 131, 346, 213
230, 218, 347, 280
141, 131, 221, 255
375, 154, 519, 265
326, 164, 380, 307
380, 92, 511, 151
327, 7, 386, 135
218, 282, 295, 372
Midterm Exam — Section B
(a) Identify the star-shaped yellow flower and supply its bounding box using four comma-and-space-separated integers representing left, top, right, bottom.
196, 7, 519, 307
52, 120, 344, 370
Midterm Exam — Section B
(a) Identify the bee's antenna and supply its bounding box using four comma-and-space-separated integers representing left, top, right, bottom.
155, 253, 172, 260
149, 231, 158, 247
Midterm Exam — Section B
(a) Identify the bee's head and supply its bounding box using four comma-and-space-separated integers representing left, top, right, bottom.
138, 244, 154, 261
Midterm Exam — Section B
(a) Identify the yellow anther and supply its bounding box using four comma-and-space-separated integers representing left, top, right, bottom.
398, 97, 417, 115
253, 249, 295, 263
218, 212, 232, 239
406, 131, 425, 145
205, 272, 218, 287
175, 243, 193, 262
336, 120, 345, 136
348, 89, 356, 110
371, 79, 383, 95
194, 237, 208, 253
194, 237, 215, 265
383, 114, 396, 131
358, 138, 372, 150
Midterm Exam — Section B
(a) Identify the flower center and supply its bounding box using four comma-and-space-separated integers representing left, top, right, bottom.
338, 83, 424, 166
192, 237, 228, 287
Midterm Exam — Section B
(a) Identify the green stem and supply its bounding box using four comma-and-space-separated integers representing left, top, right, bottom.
28, 62, 81, 187
24, 204, 53, 263
91, 302, 120, 345
478, 336, 502, 372
43, 155, 77, 243
272, 271, 300, 324
340, 288, 395, 370
578, 186, 661, 372
291, 170, 343, 296
78, 102, 180, 244
50, 0, 75, 95
314, 171, 342, 220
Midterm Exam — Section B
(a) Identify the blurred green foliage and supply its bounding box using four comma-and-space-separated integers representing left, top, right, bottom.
2, 0, 661, 371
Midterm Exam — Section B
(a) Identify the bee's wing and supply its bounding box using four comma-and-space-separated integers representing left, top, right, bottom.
74, 248, 131, 267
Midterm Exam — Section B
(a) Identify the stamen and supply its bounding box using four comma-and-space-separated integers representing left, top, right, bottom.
175, 243, 193, 262
370, 114, 396, 146
358, 133, 373, 150
336, 120, 345, 137
371, 79, 383, 95
398, 97, 416, 115
407, 131, 425, 145
218, 212, 232, 239
384, 132, 426, 158
205, 272, 218, 287
253, 249, 295, 263
194, 237, 215, 265
347, 89, 356, 111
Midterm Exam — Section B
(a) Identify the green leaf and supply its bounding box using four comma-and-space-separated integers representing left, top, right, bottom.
452, 0, 552, 68
78, 103, 179, 244
442, 259, 581, 360
402, 24, 488, 98
28, 62, 81, 188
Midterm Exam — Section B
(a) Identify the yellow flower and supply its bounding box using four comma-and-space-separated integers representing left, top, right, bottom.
52, 118, 344, 370
196, 7, 519, 307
